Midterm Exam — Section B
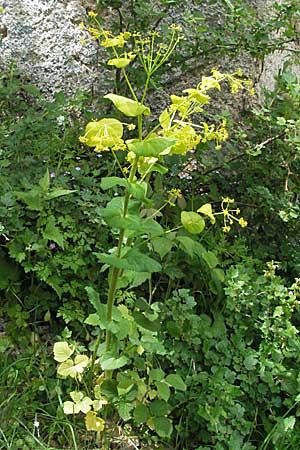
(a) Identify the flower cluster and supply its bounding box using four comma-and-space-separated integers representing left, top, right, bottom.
219, 197, 248, 233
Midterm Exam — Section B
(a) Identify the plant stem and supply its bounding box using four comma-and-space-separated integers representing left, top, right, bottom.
103, 155, 139, 379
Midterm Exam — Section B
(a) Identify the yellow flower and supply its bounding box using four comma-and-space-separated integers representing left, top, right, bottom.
79, 22, 85, 30
79, 136, 88, 143
239, 217, 248, 228
127, 123, 136, 131
222, 225, 231, 233
223, 197, 234, 203
88, 11, 97, 18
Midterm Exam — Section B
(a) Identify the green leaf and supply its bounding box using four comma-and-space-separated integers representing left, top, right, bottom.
149, 399, 170, 416
151, 237, 173, 259
96, 249, 161, 273
15, 190, 43, 211
104, 93, 150, 117
57, 355, 89, 378
127, 137, 176, 157
156, 381, 171, 402
202, 251, 219, 268
181, 211, 205, 234
53, 341, 75, 362
197, 203, 215, 224
134, 404, 150, 424
100, 176, 128, 190
43, 216, 64, 248
85, 286, 102, 315
176, 236, 196, 258
133, 311, 161, 332
46, 188, 77, 200
84, 118, 123, 147
39, 170, 50, 191
165, 374, 186, 391
149, 368, 165, 382
100, 355, 128, 371
117, 402, 133, 420
150, 417, 173, 438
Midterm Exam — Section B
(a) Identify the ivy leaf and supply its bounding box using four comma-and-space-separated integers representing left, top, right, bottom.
127, 137, 176, 157
57, 355, 90, 379
53, 341, 75, 362
104, 93, 150, 117
85, 411, 105, 431
181, 211, 205, 234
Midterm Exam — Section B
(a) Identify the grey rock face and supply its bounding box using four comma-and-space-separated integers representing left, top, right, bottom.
0, 0, 298, 99
0, 0, 100, 96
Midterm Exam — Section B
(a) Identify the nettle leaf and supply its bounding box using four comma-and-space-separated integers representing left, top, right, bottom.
53, 341, 75, 362
43, 216, 64, 248
165, 374, 186, 391
104, 93, 150, 117
181, 211, 205, 234
127, 137, 176, 157
85, 411, 105, 432
134, 404, 150, 424
197, 203, 215, 224
15, 189, 43, 211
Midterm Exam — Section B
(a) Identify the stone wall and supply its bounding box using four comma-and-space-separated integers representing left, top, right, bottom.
0, 0, 298, 99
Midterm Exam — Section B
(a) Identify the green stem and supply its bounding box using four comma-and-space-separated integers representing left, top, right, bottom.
103, 155, 139, 380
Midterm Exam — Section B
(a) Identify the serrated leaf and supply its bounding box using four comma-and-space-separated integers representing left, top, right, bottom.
181, 211, 205, 234
43, 216, 64, 248
127, 137, 176, 157
165, 374, 186, 391
134, 404, 150, 424
151, 236, 173, 259
53, 341, 75, 362
149, 399, 170, 416
150, 417, 173, 438
117, 402, 133, 420
104, 93, 150, 117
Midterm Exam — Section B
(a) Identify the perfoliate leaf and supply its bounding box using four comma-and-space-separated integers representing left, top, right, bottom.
107, 57, 133, 68
53, 341, 75, 362
197, 203, 216, 224
96, 249, 162, 273
181, 211, 205, 234
85, 411, 105, 431
126, 137, 176, 157
104, 93, 150, 117
159, 109, 172, 129
84, 118, 123, 147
